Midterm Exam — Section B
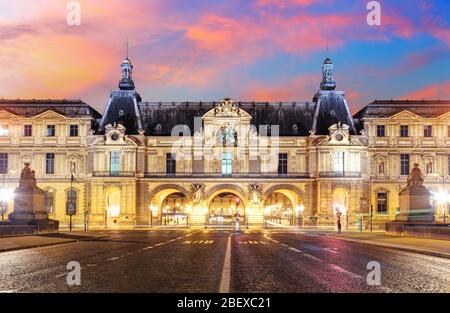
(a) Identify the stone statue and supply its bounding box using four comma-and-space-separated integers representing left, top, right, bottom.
406, 163, 424, 188
19, 162, 37, 189
248, 184, 261, 205
192, 184, 205, 204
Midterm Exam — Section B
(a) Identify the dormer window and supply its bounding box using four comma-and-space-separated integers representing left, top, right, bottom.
155, 124, 162, 133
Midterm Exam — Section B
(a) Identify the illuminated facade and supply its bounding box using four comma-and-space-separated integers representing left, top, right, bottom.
0, 57, 448, 229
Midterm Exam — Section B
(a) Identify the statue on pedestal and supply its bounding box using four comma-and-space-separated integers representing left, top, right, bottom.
9, 163, 47, 221
406, 163, 424, 189
396, 163, 434, 222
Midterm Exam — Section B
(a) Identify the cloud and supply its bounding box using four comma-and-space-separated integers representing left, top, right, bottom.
402, 81, 450, 100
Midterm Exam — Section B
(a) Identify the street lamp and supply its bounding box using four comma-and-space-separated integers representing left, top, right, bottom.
432, 173, 449, 223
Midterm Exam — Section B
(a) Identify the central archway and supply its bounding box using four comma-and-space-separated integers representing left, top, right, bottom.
206, 186, 247, 226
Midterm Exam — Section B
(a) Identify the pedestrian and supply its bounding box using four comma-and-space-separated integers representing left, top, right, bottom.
336, 211, 342, 233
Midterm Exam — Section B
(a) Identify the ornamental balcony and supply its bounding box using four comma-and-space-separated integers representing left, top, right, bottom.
143, 172, 310, 179
318, 171, 361, 178
92, 171, 136, 177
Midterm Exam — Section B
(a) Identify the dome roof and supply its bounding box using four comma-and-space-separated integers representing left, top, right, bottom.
323, 57, 333, 65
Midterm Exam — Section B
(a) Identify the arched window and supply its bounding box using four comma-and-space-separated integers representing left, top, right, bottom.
44, 189, 55, 214
66, 188, 77, 215
376, 191, 388, 214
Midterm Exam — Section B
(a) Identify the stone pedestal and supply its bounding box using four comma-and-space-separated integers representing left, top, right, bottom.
9, 187, 47, 221
395, 186, 434, 223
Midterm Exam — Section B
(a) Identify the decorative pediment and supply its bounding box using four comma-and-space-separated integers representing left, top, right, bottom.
389, 110, 421, 120
0, 110, 19, 120
33, 109, 67, 120
203, 98, 251, 119
436, 111, 450, 120
327, 122, 350, 145
102, 123, 138, 146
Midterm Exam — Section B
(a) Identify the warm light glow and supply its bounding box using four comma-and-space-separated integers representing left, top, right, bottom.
108, 204, 120, 217
297, 205, 305, 213
0, 188, 13, 202
0, 126, 9, 136
432, 191, 450, 205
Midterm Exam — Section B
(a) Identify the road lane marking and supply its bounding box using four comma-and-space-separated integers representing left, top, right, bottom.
107, 257, 121, 261
289, 247, 301, 253
219, 235, 232, 293
323, 248, 338, 254
86, 264, 97, 267
142, 246, 154, 250
329, 264, 362, 280
55, 272, 67, 278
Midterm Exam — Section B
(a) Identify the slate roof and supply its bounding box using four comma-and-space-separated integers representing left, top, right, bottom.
138, 101, 318, 136
354, 100, 450, 119
0, 99, 101, 118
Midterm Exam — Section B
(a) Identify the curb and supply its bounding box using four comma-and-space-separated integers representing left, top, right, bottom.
327, 235, 450, 259
0, 235, 107, 254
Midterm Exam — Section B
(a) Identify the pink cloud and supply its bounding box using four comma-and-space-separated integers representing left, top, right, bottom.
402, 81, 450, 100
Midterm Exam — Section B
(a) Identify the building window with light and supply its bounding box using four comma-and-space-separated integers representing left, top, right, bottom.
376, 125, 385, 137
166, 153, 176, 175
448, 126, 450, 137
221, 153, 232, 176
0, 153, 8, 174
423, 125, 432, 137
46, 153, 55, 174
400, 154, 410, 175
45, 190, 55, 214
333, 152, 345, 174
69, 125, 79, 137
24, 125, 32, 137
278, 153, 288, 175
0, 125, 9, 136
400, 125, 409, 137
377, 191, 388, 214
110, 151, 120, 175
46, 125, 55, 137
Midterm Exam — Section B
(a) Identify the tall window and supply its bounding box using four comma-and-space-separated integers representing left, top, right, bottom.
24, 125, 32, 137
400, 125, 409, 137
46, 125, 55, 137
377, 192, 388, 214
0, 153, 7, 174
376, 125, 385, 137
221, 153, 232, 176
333, 152, 345, 174
166, 153, 176, 175
66, 188, 77, 215
278, 153, 288, 175
46, 153, 55, 174
69, 125, 79, 137
45, 190, 55, 214
448, 126, 450, 137
0, 125, 9, 136
448, 155, 450, 175
110, 151, 120, 175
423, 125, 432, 137
400, 154, 410, 175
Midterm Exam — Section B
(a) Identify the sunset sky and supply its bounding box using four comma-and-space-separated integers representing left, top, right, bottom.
0, 0, 449, 113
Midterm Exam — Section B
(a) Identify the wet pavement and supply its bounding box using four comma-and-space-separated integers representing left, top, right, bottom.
0, 229, 448, 293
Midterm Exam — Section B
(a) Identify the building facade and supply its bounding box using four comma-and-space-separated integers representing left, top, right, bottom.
0, 57, 448, 229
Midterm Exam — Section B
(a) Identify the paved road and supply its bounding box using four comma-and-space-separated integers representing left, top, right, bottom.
0, 230, 448, 293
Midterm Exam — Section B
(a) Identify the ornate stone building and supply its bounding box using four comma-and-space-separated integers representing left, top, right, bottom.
0, 57, 448, 229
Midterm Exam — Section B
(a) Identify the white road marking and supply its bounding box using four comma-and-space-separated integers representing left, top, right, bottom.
0, 289, 21, 293
107, 257, 120, 261
55, 272, 67, 278
329, 264, 362, 280
289, 247, 301, 253
142, 246, 154, 250
219, 235, 232, 293
323, 247, 338, 254
86, 264, 97, 267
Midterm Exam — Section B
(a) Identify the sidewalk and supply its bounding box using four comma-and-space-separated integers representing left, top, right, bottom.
326, 231, 450, 259
0, 232, 106, 253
